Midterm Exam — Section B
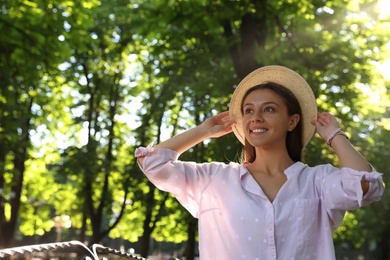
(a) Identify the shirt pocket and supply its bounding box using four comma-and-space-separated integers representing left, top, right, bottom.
294, 198, 320, 246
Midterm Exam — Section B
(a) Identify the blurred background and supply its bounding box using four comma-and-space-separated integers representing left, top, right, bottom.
0, 0, 389, 259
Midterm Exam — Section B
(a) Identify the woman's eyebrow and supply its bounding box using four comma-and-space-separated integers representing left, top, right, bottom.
243, 101, 280, 107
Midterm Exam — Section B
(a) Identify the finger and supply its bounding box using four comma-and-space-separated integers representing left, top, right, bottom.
317, 118, 327, 126
221, 114, 232, 123
311, 120, 323, 129
219, 111, 230, 117
320, 112, 334, 125
318, 112, 331, 124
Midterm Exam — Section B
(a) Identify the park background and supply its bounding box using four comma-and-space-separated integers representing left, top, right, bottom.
0, 0, 390, 259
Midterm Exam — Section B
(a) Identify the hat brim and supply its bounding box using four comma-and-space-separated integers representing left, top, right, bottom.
229, 65, 317, 147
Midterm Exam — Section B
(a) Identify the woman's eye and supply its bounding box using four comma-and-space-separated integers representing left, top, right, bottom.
264, 106, 275, 112
244, 108, 253, 114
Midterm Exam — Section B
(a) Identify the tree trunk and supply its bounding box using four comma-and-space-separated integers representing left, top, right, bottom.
139, 183, 156, 257
379, 227, 390, 260
79, 209, 87, 243
0, 100, 31, 248
184, 217, 197, 260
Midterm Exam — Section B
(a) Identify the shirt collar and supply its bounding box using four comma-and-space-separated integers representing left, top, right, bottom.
239, 161, 307, 178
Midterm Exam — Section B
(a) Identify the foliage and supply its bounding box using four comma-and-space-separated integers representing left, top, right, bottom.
0, 0, 389, 258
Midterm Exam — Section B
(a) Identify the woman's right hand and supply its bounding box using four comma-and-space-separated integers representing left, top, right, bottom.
201, 111, 235, 139
144, 111, 235, 156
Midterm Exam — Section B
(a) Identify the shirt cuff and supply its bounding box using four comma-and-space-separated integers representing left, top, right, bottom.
135, 142, 154, 157
361, 171, 382, 181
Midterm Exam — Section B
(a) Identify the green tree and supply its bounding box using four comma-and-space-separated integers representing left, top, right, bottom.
49, 0, 141, 244
0, 0, 69, 247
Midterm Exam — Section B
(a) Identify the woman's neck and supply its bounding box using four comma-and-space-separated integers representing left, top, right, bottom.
249, 147, 295, 175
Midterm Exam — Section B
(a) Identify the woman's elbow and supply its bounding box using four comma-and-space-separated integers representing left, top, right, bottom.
137, 157, 145, 168
361, 180, 370, 195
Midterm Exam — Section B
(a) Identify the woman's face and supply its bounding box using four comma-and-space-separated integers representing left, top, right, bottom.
242, 88, 300, 148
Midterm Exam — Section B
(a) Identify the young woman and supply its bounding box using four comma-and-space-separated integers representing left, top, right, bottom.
135, 65, 384, 259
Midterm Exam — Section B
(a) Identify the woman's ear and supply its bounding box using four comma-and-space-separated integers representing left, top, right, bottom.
288, 114, 300, 132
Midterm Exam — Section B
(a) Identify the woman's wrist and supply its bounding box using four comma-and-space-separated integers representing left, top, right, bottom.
326, 128, 349, 148
196, 124, 214, 140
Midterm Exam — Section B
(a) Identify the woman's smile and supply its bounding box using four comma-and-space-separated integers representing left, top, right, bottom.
251, 128, 268, 133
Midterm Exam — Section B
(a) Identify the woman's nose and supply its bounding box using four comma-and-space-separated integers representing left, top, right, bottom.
251, 112, 264, 122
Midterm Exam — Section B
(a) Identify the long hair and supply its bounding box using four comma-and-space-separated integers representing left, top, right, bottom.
240, 82, 303, 163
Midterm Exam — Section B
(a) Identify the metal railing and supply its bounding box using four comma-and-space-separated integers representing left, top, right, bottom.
0, 240, 148, 259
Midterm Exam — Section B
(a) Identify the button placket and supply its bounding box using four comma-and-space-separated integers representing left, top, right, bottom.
265, 202, 276, 259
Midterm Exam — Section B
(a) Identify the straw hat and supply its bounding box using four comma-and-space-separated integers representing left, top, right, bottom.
229, 65, 317, 147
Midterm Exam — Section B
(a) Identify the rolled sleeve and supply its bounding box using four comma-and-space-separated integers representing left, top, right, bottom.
359, 168, 384, 206
323, 165, 384, 211
135, 145, 217, 217
341, 167, 384, 207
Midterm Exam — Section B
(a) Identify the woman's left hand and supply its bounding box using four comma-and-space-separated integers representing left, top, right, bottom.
311, 112, 341, 142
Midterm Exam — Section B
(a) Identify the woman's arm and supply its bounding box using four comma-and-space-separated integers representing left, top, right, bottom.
312, 112, 370, 194
138, 111, 234, 167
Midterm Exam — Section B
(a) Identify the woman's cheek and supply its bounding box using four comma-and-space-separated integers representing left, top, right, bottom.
242, 117, 251, 130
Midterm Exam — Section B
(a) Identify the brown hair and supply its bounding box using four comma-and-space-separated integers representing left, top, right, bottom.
240, 82, 303, 163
